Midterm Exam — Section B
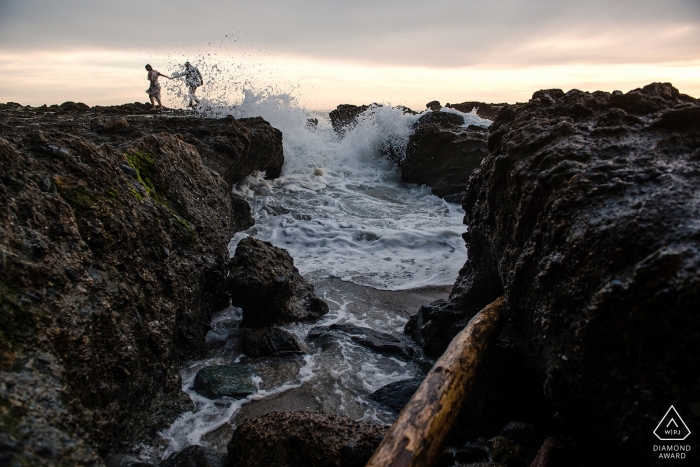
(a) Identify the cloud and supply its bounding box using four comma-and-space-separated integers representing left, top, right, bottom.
1, 0, 699, 67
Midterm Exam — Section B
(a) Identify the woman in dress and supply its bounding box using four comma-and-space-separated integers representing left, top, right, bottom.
145, 64, 172, 111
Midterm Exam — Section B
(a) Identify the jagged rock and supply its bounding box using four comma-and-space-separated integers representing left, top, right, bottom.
426, 100, 443, 111
416, 110, 464, 127
193, 364, 256, 399
0, 103, 282, 462
329, 104, 370, 136
307, 323, 415, 359
227, 412, 388, 467
159, 445, 227, 467
242, 327, 303, 357
225, 237, 329, 327
409, 83, 700, 464
445, 101, 508, 120
368, 378, 422, 412
401, 114, 489, 201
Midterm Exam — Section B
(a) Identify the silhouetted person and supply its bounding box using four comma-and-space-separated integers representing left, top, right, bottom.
145, 64, 172, 111
173, 62, 203, 107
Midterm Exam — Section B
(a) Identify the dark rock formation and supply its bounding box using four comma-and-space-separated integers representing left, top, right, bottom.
193, 364, 256, 399
368, 378, 422, 413
330, 103, 416, 138
329, 104, 370, 137
0, 103, 283, 463
426, 101, 443, 111
227, 412, 388, 467
409, 83, 700, 465
242, 327, 303, 358
401, 113, 489, 202
445, 101, 508, 120
159, 445, 227, 467
307, 323, 416, 360
225, 237, 329, 327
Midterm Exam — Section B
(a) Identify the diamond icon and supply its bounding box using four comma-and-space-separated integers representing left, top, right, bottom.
654, 406, 691, 441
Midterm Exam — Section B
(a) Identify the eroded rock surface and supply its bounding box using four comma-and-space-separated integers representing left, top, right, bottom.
402, 111, 490, 201
225, 237, 329, 327
445, 101, 508, 120
409, 83, 700, 464
227, 412, 387, 467
0, 102, 283, 464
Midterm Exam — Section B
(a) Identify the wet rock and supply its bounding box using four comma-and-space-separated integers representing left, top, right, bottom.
401, 119, 489, 201
120, 163, 138, 178
242, 327, 303, 358
307, 323, 415, 359
193, 364, 256, 399
229, 193, 254, 233
225, 237, 329, 327
368, 378, 422, 412
329, 104, 370, 136
159, 445, 227, 467
105, 453, 154, 467
413, 82, 700, 464
426, 100, 443, 111
486, 436, 531, 467
498, 421, 541, 450
529, 437, 580, 467
416, 110, 464, 127
0, 103, 283, 461
227, 412, 387, 467
445, 101, 507, 120
454, 442, 489, 464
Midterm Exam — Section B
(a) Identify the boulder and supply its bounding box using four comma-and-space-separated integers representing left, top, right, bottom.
307, 323, 415, 359
242, 327, 303, 358
193, 364, 256, 399
227, 412, 388, 467
225, 237, 329, 327
329, 104, 370, 136
159, 445, 227, 467
409, 83, 700, 464
401, 117, 489, 201
368, 378, 422, 413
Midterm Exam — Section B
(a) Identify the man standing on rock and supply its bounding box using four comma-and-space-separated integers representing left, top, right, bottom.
172, 62, 203, 108
145, 64, 172, 111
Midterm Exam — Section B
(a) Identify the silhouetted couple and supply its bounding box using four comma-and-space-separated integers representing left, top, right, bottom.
144, 62, 203, 111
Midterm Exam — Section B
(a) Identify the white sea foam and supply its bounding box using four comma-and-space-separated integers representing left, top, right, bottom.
214, 90, 490, 290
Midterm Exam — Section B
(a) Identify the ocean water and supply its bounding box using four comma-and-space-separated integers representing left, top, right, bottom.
146, 92, 491, 461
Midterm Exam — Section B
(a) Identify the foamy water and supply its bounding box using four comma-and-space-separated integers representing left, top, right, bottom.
146, 91, 491, 462
220, 90, 489, 289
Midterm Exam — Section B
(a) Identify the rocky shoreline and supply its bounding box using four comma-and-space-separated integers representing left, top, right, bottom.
2, 83, 699, 467
0, 102, 283, 464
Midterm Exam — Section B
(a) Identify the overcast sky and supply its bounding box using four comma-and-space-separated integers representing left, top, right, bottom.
0, 0, 698, 108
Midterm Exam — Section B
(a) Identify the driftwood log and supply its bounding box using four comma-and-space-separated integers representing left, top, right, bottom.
365, 297, 505, 467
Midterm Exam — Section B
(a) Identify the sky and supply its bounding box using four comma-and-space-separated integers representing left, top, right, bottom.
0, 0, 699, 110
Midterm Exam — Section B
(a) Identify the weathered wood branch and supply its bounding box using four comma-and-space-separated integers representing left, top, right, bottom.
365, 296, 505, 467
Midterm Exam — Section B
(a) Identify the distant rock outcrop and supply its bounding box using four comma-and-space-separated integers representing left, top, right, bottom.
445, 101, 508, 120
329, 104, 371, 137
402, 111, 490, 202
407, 83, 700, 465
